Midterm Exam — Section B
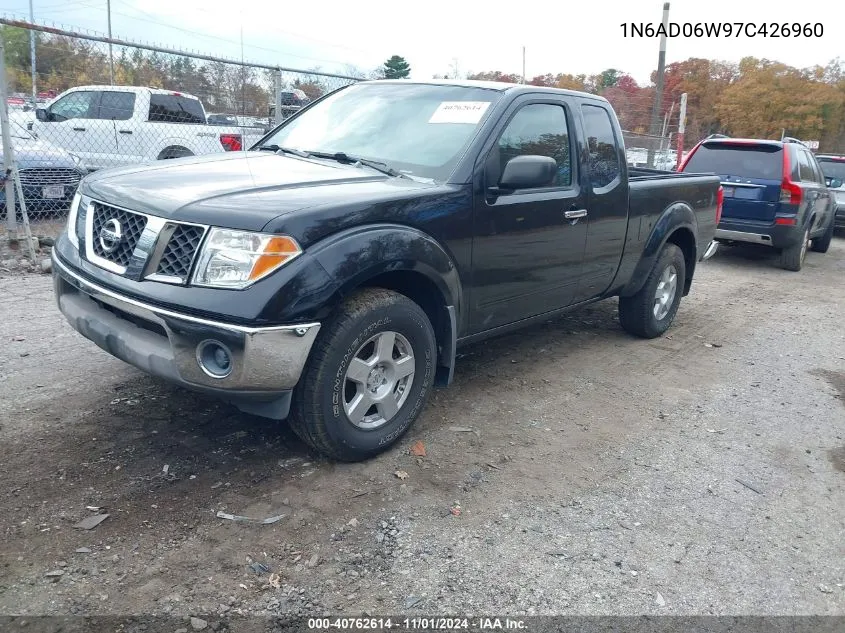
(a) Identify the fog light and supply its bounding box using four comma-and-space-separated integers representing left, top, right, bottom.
196, 339, 234, 378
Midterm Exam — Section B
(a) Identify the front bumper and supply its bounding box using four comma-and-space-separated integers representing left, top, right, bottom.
52, 252, 320, 419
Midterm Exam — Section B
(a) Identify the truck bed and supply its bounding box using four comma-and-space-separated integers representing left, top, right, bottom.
628, 170, 721, 240
608, 169, 721, 296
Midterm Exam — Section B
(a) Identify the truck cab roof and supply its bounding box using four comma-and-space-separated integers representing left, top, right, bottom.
62, 85, 202, 100
358, 78, 611, 104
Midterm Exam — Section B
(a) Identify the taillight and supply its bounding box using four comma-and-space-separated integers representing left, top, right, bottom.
780, 147, 803, 205
220, 133, 243, 152
715, 185, 724, 224
779, 181, 802, 205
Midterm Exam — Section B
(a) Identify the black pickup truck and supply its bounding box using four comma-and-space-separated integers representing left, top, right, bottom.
52, 79, 721, 461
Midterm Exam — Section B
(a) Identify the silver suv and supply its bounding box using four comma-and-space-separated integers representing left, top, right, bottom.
816, 154, 845, 230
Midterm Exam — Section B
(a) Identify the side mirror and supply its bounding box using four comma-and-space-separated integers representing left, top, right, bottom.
497, 155, 558, 191
830, 178, 843, 189
35, 108, 48, 122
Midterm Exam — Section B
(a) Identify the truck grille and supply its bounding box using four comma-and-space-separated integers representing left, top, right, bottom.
155, 224, 205, 279
90, 203, 148, 267
82, 198, 208, 284
19, 168, 83, 187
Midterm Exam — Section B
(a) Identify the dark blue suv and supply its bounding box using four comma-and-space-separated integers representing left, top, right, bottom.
679, 137, 835, 271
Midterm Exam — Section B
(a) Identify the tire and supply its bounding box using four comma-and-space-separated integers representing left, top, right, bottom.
810, 217, 834, 254
158, 146, 194, 160
619, 243, 686, 339
289, 288, 437, 462
780, 227, 809, 271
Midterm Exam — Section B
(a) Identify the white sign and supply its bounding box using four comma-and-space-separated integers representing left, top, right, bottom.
428, 101, 491, 124
805, 140, 819, 150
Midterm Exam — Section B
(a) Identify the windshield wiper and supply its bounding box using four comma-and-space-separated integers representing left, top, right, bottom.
307, 151, 405, 178
258, 144, 311, 158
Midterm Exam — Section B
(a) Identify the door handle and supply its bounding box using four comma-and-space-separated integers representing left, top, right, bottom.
72, 127, 86, 132
119, 130, 132, 134
564, 208, 588, 219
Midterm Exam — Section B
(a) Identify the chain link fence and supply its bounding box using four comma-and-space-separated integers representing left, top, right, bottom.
622, 131, 677, 171
1, 18, 359, 246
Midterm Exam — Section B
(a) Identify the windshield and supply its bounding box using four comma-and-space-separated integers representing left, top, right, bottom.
261, 82, 502, 181
817, 159, 845, 182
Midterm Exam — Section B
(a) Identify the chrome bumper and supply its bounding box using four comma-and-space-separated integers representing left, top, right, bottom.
714, 229, 773, 245
701, 239, 719, 261
52, 253, 320, 415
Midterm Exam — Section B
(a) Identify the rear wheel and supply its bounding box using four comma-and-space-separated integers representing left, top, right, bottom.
780, 228, 809, 271
810, 217, 834, 254
619, 243, 686, 339
289, 288, 436, 462
158, 146, 194, 160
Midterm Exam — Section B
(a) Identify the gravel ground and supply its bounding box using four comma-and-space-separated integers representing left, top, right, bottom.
0, 239, 843, 618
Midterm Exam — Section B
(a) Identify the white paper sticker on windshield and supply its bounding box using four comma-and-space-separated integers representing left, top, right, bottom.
428, 101, 491, 124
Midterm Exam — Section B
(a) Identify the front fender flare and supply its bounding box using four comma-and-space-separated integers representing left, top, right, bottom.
309, 224, 461, 311
620, 203, 698, 298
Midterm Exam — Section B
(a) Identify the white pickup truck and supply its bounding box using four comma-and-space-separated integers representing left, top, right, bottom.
31, 86, 266, 172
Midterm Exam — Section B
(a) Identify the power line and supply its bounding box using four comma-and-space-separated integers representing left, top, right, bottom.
109, 0, 380, 62
14, 4, 371, 69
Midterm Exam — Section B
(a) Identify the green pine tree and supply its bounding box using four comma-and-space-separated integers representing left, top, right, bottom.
382, 55, 411, 79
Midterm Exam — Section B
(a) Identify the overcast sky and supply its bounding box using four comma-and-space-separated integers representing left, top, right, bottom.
4, 0, 843, 83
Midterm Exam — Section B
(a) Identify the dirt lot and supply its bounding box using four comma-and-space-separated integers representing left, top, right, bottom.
0, 239, 843, 619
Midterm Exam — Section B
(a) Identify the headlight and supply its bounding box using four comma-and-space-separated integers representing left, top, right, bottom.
68, 152, 82, 167
191, 228, 302, 289
66, 192, 83, 248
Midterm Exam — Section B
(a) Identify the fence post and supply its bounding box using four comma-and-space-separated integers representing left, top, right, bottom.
274, 70, 283, 128
1, 36, 38, 259
0, 35, 19, 242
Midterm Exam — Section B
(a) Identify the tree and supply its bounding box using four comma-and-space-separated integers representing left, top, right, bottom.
714, 57, 843, 143
467, 70, 521, 84
382, 55, 411, 79
599, 68, 621, 89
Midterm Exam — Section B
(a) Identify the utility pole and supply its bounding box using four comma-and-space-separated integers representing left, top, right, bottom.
106, 0, 114, 84
647, 2, 670, 168
28, 0, 36, 105
675, 92, 687, 168
521, 46, 526, 84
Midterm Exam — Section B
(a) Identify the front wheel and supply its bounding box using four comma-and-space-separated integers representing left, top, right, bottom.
619, 243, 686, 339
289, 288, 436, 462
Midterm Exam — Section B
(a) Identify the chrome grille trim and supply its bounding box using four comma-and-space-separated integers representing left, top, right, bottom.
19, 168, 83, 187
83, 198, 208, 283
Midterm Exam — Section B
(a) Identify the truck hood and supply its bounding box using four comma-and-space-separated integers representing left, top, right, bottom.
80, 152, 434, 231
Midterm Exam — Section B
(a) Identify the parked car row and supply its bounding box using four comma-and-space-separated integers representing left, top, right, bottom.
677, 136, 840, 271
678, 135, 842, 271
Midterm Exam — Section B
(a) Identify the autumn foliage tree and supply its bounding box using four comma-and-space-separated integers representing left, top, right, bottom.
715, 57, 844, 147
469, 56, 845, 151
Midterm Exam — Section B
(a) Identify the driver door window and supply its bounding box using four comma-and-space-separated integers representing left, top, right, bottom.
494, 103, 572, 188
49, 91, 98, 122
